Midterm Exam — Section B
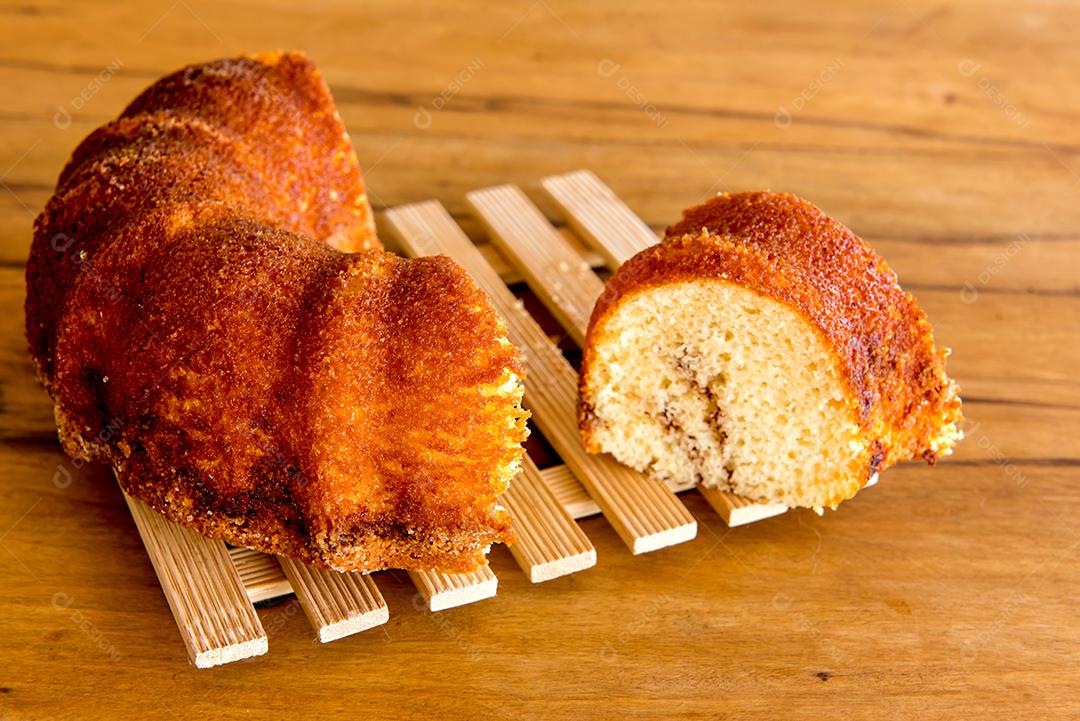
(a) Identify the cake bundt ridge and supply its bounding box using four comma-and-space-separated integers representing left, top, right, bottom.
26, 52, 529, 572
578, 192, 962, 511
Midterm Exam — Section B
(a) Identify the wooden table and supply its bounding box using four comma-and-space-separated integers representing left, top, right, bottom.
1, 1, 1077, 718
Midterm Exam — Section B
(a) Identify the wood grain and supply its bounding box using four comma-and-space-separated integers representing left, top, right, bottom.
0, 1, 1076, 719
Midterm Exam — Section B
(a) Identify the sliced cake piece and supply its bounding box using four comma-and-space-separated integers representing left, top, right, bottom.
578, 192, 962, 511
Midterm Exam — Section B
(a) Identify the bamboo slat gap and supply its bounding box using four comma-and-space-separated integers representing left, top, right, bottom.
277, 558, 389, 643
122, 492, 267, 668
385, 201, 696, 555
541, 169, 789, 528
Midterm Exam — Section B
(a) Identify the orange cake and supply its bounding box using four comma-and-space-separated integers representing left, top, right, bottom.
26, 52, 528, 572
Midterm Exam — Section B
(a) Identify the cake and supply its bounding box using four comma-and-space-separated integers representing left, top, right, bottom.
578, 192, 962, 511
26, 52, 529, 572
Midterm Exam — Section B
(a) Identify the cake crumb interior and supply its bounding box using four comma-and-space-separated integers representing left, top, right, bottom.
585, 280, 867, 510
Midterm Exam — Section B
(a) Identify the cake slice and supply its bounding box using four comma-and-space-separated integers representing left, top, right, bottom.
578, 192, 962, 511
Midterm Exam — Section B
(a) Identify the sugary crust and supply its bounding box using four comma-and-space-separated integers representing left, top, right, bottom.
27, 114, 281, 384
121, 52, 377, 252
28, 53, 527, 572
580, 192, 962, 502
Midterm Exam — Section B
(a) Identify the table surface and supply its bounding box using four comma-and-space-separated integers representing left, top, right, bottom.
1, 1, 1077, 719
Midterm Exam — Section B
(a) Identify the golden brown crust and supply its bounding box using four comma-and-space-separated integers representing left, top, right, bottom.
580, 192, 961, 496
29, 53, 527, 572
27, 114, 281, 385
120, 52, 376, 252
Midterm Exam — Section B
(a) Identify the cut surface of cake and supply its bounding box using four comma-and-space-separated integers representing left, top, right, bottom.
578, 192, 962, 511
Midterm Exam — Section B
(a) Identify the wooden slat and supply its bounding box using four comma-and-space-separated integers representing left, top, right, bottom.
228, 547, 293, 604
122, 492, 267, 668
382, 229, 606, 288
385, 200, 697, 555
468, 185, 598, 346
542, 169, 660, 268
504, 457, 596, 582
542, 169, 790, 527
540, 462, 703, 518
484, 236, 606, 286
408, 565, 499, 612
696, 486, 787, 527
539, 463, 600, 520
277, 558, 389, 642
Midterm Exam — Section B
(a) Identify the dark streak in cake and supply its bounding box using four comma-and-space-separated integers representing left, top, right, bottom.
673, 352, 730, 455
